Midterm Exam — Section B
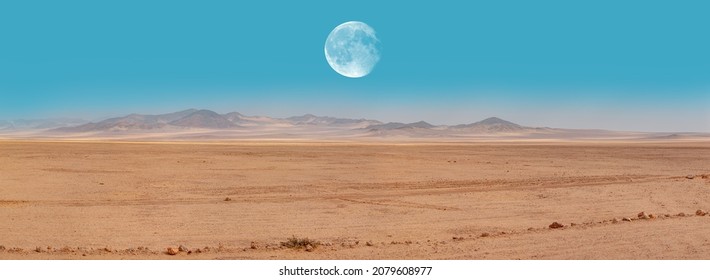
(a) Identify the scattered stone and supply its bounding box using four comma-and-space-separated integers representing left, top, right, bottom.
570, 223, 578, 227
323, 242, 333, 247
701, 174, 708, 179
0, 245, 5, 251
224, 197, 232, 201
166, 247, 179, 255
250, 241, 259, 250
9, 248, 24, 253
549, 222, 564, 229
686, 175, 695, 179
663, 214, 671, 218
638, 212, 649, 219
195, 248, 202, 253
677, 212, 686, 217
178, 245, 189, 252
612, 218, 619, 224
648, 214, 656, 219
366, 241, 374, 246
35, 246, 45, 253
696, 209, 707, 216
305, 244, 314, 252
480, 232, 490, 237
527, 227, 534, 231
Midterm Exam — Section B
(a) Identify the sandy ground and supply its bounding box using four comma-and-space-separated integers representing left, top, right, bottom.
0, 140, 709, 259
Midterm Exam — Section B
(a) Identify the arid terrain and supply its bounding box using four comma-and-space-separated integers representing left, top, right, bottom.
0, 140, 709, 259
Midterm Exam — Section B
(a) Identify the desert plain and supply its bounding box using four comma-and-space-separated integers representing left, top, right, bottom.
0, 140, 709, 259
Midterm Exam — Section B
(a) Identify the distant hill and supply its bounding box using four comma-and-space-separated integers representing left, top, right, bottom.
361, 117, 539, 137
1, 109, 705, 141
450, 117, 527, 133
169, 109, 236, 129
54, 109, 199, 132
287, 114, 381, 127
11, 110, 537, 135
0, 118, 87, 131
365, 117, 530, 134
51, 109, 382, 132
366, 121, 436, 131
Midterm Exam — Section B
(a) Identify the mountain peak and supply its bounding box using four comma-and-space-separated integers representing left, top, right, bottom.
478, 117, 518, 126
189, 109, 222, 116
451, 117, 525, 132
408, 121, 435, 128
365, 121, 435, 131
286, 114, 318, 122
169, 109, 235, 129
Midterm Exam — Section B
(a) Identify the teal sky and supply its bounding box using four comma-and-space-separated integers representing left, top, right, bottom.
1, 0, 709, 132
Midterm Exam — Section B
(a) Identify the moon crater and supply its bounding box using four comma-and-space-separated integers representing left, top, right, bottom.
324, 21, 381, 78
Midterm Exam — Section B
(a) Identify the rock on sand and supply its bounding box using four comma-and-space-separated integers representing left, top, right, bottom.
637, 212, 649, 219
549, 222, 564, 229
166, 247, 179, 255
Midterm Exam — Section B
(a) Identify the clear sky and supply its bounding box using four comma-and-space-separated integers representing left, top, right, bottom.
1, 0, 709, 132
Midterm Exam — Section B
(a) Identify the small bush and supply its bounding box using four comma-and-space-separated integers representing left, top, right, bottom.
281, 236, 320, 249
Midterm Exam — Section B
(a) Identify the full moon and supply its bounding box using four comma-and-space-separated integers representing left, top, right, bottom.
324, 21, 381, 78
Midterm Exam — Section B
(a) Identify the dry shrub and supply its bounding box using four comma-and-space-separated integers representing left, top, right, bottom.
281, 236, 320, 249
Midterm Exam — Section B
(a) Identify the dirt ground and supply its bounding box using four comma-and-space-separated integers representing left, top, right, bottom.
0, 140, 709, 259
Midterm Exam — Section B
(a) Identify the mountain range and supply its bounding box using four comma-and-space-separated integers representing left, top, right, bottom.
1, 109, 707, 141
49, 109, 540, 134
0, 118, 87, 131
50, 109, 383, 132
